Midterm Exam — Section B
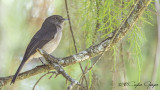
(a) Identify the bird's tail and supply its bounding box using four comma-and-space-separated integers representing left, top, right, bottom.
10, 59, 26, 84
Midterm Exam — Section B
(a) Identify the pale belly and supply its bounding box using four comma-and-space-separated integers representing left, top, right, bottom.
42, 31, 62, 54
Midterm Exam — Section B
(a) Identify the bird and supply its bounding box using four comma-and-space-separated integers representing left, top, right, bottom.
11, 15, 67, 84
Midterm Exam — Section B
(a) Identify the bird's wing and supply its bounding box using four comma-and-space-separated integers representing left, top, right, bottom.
23, 24, 57, 61
11, 24, 58, 84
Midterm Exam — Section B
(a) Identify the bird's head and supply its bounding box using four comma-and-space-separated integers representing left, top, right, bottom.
44, 15, 67, 26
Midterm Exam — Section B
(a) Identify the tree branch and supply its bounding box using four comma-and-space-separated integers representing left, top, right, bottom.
0, 0, 152, 89
35, 49, 81, 90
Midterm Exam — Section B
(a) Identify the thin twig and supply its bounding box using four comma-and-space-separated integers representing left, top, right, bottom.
64, 1, 77, 52
80, 53, 104, 79
32, 71, 57, 90
64, 0, 88, 88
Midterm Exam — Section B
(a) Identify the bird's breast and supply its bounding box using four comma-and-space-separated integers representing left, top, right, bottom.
42, 30, 62, 54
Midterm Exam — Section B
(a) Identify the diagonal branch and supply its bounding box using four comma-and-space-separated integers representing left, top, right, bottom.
0, 0, 152, 89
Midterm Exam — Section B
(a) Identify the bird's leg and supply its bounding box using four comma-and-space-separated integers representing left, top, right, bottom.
39, 57, 46, 65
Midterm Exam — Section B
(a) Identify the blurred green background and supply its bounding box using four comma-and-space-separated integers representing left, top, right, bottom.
0, 0, 159, 90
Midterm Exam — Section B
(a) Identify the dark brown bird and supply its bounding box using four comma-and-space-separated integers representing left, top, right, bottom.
11, 15, 67, 84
